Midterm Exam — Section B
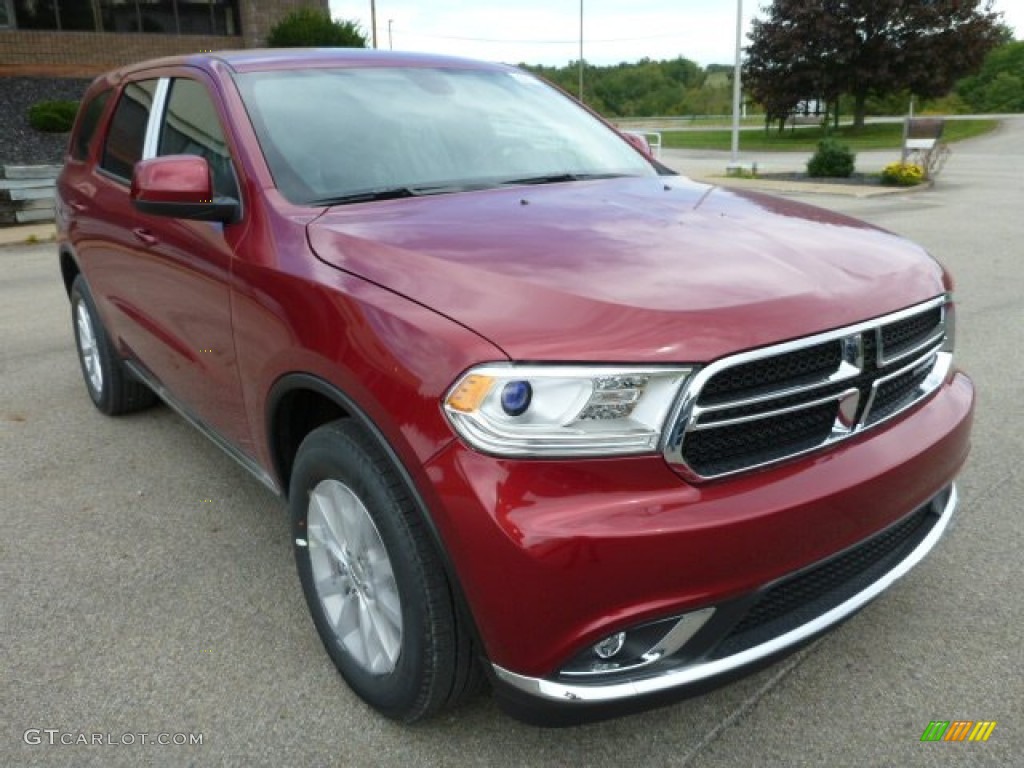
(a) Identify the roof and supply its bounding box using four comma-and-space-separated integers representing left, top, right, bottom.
110, 48, 512, 79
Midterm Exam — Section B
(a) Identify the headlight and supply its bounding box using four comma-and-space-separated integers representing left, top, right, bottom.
443, 364, 692, 457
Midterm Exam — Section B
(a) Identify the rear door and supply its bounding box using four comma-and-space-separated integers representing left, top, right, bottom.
67, 78, 159, 357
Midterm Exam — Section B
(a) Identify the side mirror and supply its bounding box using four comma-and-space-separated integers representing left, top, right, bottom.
620, 130, 654, 160
131, 155, 240, 224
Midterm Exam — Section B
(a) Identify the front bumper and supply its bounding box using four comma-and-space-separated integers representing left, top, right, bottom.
421, 371, 973, 722
493, 483, 955, 717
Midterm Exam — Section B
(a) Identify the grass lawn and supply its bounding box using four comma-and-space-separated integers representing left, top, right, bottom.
660, 119, 1000, 152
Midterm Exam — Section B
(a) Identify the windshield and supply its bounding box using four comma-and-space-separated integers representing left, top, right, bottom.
234, 66, 656, 205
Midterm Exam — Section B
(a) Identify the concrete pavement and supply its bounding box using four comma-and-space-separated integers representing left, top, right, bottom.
2, 118, 1021, 767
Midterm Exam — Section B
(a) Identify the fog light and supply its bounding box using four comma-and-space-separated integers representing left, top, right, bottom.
500, 380, 532, 416
593, 631, 627, 659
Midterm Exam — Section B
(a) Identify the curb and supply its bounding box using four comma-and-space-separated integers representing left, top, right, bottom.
0, 222, 56, 246
694, 175, 935, 198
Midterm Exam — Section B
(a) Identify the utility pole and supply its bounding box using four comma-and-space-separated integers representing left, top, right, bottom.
388, 19, 394, 50
730, 0, 743, 166
371, 0, 378, 48
578, 0, 584, 102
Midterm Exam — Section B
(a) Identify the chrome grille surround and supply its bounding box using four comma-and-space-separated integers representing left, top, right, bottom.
663, 295, 952, 480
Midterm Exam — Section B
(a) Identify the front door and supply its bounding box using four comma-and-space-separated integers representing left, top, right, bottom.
126, 74, 253, 455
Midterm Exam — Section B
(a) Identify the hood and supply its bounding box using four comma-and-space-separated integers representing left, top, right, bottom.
307, 176, 945, 362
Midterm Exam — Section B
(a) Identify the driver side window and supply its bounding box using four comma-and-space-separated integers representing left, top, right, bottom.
158, 78, 239, 200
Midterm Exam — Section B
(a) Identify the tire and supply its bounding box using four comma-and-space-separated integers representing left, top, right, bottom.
70, 275, 157, 415
290, 419, 482, 722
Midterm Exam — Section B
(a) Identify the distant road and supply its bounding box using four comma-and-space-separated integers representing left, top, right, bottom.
615, 113, 1020, 132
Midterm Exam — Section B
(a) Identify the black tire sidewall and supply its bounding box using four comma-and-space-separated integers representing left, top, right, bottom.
70, 276, 114, 411
290, 423, 444, 720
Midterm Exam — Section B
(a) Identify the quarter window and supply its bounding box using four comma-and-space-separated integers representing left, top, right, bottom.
72, 90, 112, 162
100, 79, 159, 181
158, 78, 238, 199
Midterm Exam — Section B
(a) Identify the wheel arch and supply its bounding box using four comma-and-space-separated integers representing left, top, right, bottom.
266, 372, 488, 676
59, 244, 81, 298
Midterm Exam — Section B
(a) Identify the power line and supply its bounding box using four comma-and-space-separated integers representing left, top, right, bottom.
405, 32, 684, 45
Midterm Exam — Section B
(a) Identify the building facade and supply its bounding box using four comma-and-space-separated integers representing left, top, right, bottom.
0, 0, 328, 77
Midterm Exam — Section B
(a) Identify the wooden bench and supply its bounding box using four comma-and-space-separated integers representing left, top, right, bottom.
901, 118, 951, 179
786, 114, 822, 129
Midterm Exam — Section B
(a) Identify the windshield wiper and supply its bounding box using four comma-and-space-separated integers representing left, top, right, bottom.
499, 172, 629, 186
308, 187, 420, 206
308, 182, 494, 207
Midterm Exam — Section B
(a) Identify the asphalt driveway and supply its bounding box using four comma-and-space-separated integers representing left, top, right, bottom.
2, 119, 1021, 767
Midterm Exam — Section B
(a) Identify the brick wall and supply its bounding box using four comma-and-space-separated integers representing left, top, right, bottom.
0, 30, 242, 77
240, 0, 330, 49
0, 0, 328, 78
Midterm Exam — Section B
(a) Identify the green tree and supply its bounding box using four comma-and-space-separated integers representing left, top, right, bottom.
745, 0, 1005, 128
521, 56, 713, 117
956, 41, 1024, 112
266, 7, 367, 48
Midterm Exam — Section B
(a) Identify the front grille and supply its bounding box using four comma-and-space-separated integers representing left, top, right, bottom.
667, 298, 950, 479
685, 402, 837, 478
711, 492, 944, 659
700, 341, 842, 403
880, 306, 942, 361
866, 356, 936, 425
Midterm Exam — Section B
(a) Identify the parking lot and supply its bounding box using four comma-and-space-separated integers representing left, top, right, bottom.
2, 119, 1021, 767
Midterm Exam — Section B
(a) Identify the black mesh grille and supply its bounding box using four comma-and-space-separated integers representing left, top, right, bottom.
867, 357, 935, 425
675, 302, 945, 478
685, 402, 837, 477
712, 500, 937, 658
862, 332, 879, 373
881, 307, 942, 360
699, 341, 842, 404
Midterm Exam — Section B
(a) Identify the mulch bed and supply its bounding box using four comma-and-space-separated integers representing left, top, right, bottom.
0, 77, 92, 166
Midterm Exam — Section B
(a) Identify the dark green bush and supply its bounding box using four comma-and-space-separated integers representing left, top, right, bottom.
28, 100, 80, 133
806, 138, 856, 178
266, 7, 367, 47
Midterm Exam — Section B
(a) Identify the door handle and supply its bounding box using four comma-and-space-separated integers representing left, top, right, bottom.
68, 200, 88, 212
132, 228, 159, 246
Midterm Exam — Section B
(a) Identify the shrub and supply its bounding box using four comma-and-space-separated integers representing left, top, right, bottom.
806, 138, 856, 178
28, 100, 79, 133
881, 162, 926, 187
266, 7, 367, 47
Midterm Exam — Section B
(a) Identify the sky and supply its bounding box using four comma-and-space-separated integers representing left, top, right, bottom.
328, 0, 1024, 68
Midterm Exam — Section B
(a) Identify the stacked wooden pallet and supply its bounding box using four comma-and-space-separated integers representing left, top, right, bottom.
0, 165, 60, 226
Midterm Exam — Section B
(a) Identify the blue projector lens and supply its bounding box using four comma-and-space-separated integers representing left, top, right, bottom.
500, 381, 532, 416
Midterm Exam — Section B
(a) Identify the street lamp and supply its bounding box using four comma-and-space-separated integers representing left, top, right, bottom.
388, 19, 394, 50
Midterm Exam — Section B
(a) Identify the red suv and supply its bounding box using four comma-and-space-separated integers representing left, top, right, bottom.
57, 50, 974, 725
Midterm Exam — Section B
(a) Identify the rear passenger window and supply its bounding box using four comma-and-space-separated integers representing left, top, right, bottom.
100, 79, 159, 181
158, 78, 238, 199
72, 90, 111, 162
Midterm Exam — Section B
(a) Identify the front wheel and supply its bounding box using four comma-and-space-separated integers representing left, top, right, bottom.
290, 420, 481, 722
70, 275, 156, 415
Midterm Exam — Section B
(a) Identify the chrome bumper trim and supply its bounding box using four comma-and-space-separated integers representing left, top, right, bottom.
492, 484, 957, 704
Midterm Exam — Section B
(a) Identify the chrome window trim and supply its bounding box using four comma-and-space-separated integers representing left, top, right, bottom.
662, 295, 950, 481
493, 484, 957, 704
142, 78, 171, 160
